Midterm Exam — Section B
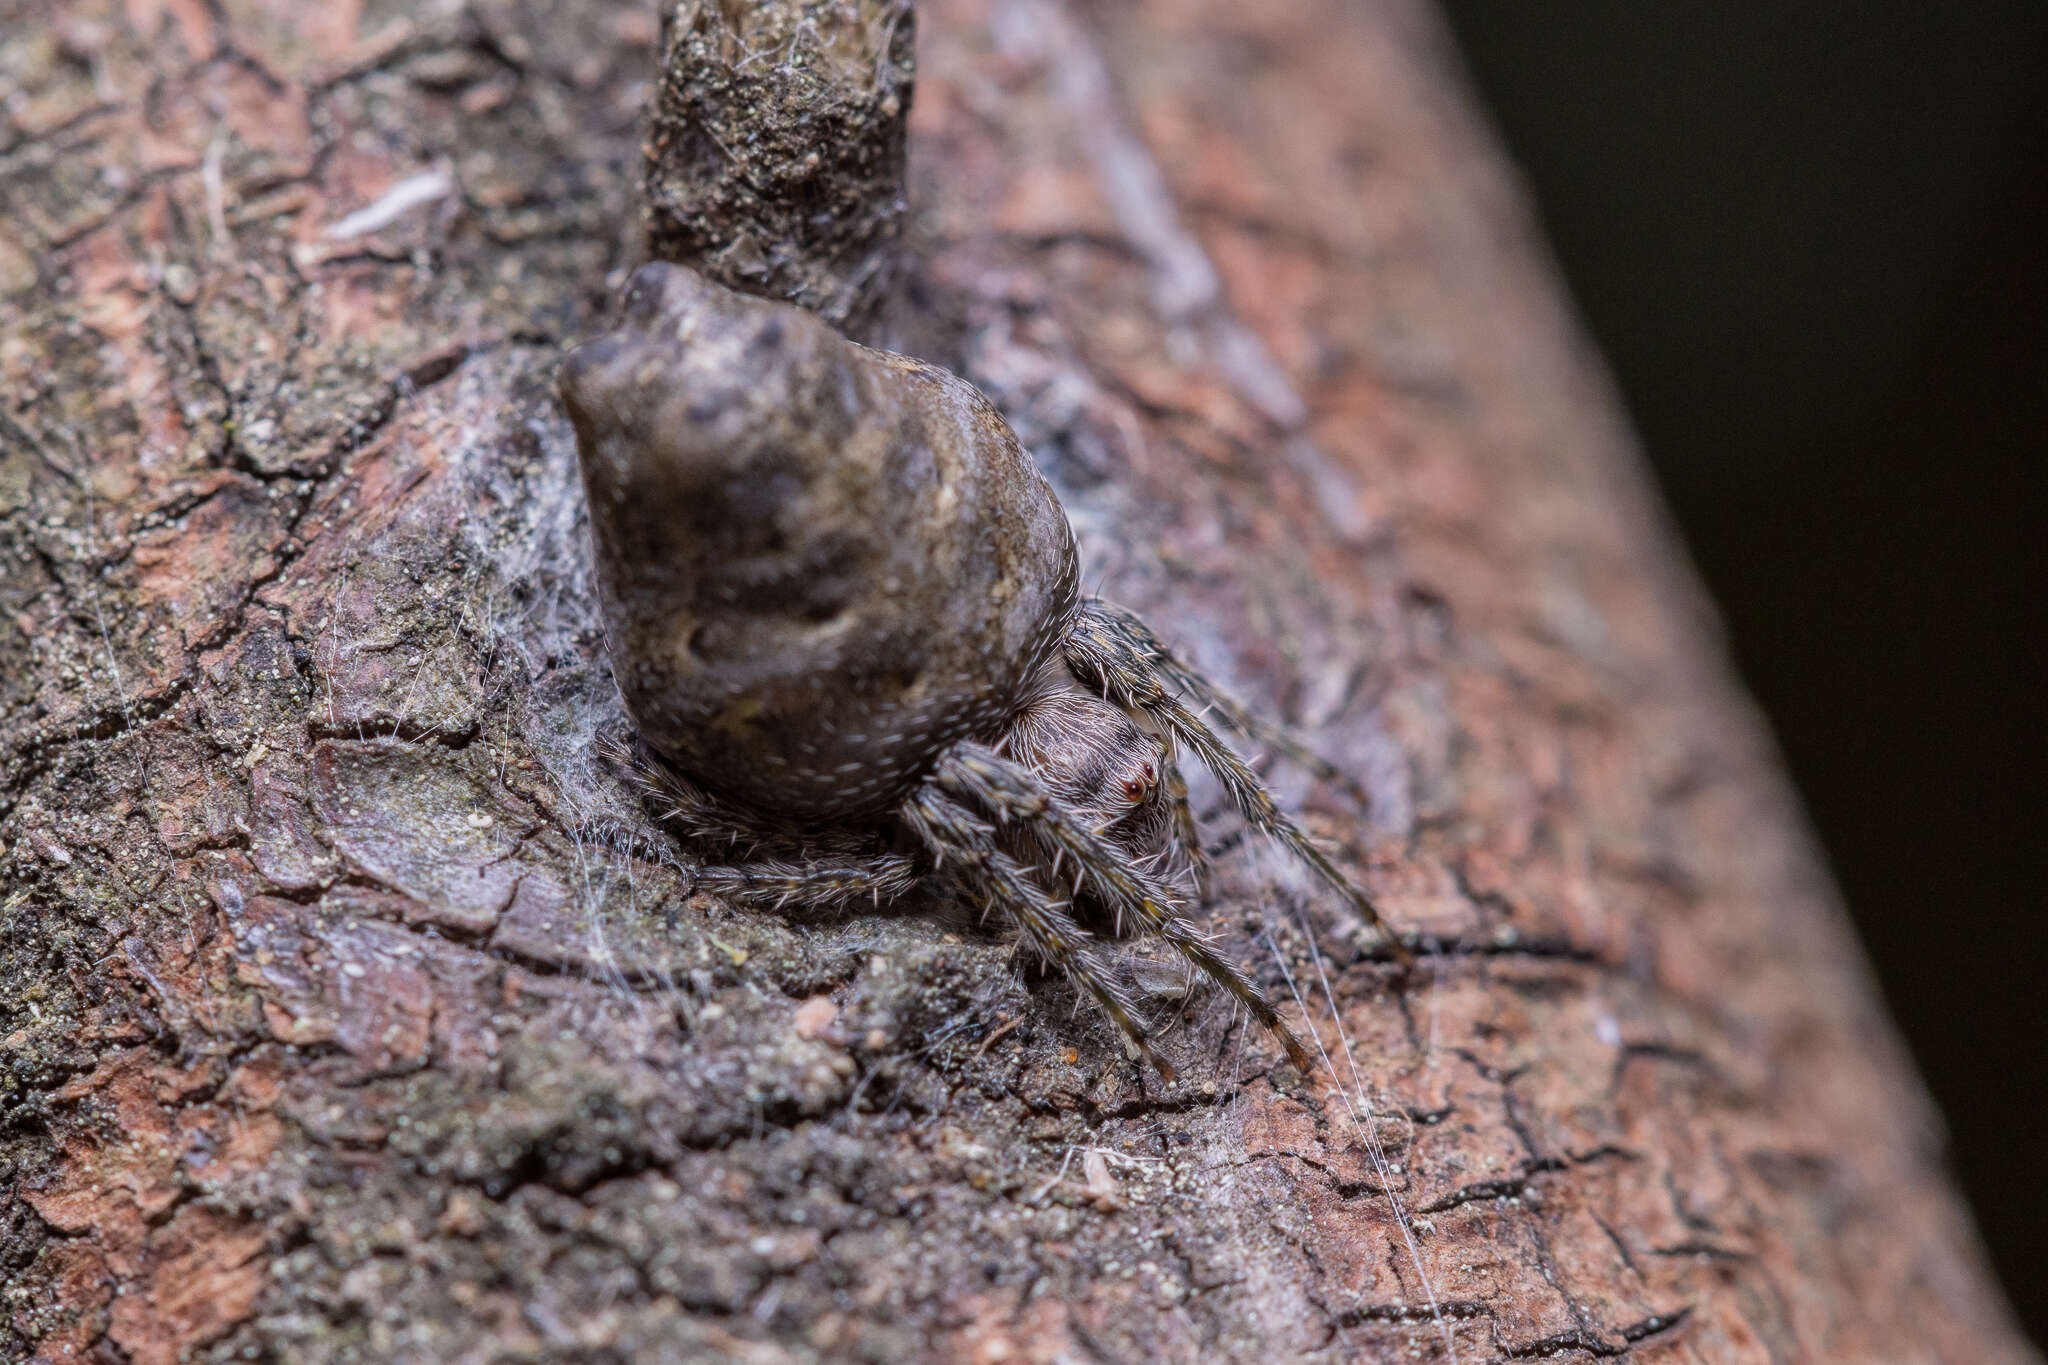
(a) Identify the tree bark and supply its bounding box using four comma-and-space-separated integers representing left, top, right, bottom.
0, 1, 2029, 1363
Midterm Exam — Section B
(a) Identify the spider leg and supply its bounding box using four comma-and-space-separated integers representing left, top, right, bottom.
694, 855, 923, 914
1065, 600, 1415, 971
900, 784, 1177, 1081
1161, 741, 1211, 897
601, 733, 873, 857
934, 745, 1317, 1074
1075, 598, 1375, 812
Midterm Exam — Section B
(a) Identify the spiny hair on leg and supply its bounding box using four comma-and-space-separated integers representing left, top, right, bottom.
1073, 598, 1377, 812
600, 732, 879, 860
693, 855, 923, 915
1160, 742, 1211, 896
899, 784, 1177, 1080
932, 744, 1318, 1074
1064, 598, 1414, 970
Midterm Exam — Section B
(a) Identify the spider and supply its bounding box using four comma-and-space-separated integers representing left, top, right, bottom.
559, 262, 1408, 1080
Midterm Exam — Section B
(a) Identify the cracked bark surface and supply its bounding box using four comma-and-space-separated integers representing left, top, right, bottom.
0, 1, 2031, 1362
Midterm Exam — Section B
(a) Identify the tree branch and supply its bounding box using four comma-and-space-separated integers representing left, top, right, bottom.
0, 0, 2028, 1361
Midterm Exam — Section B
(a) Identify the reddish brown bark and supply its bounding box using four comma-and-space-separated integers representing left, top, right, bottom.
0, 1, 2030, 1362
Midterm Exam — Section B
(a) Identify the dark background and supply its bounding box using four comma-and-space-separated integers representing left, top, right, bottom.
1436, 1, 2046, 1339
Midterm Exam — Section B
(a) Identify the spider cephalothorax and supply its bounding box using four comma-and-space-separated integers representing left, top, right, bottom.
560, 262, 1406, 1078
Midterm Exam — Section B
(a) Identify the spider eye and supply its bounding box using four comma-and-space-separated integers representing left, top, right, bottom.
1121, 761, 1158, 804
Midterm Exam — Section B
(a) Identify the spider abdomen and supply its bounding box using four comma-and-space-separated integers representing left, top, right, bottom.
559, 264, 1079, 820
